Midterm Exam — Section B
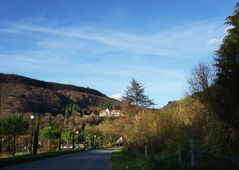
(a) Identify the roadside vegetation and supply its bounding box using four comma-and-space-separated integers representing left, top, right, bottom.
112, 148, 239, 170
112, 2, 239, 170
0, 150, 79, 168
0, 100, 123, 168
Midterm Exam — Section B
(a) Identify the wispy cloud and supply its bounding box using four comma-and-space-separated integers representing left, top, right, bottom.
207, 38, 220, 46
0, 17, 227, 107
0, 17, 226, 58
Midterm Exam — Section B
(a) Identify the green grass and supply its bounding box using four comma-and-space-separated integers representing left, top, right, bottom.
111, 149, 239, 170
149, 154, 239, 170
111, 149, 150, 170
0, 151, 29, 158
15, 152, 28, 157
192, 154, 239, 170
148, 154, 179, 170
0, 150, 79, 168
111, 148, 181, 170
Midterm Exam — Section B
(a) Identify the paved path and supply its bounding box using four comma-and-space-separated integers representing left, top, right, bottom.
3, 148, 115, 170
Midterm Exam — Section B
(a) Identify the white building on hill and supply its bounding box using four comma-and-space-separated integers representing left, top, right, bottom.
99, 108, 124, 118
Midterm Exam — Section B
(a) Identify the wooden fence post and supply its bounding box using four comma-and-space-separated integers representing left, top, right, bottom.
178, 144, 182, 166
190, 139, 195, 170
145, 145, 148, 158
162, 150, 165, 160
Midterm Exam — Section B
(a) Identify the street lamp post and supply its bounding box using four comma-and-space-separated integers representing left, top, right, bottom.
30, 114, 35, 155
76, 131, 79, 149
94, 135, 96, 148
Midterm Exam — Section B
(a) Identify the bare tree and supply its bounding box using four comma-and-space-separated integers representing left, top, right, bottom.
187, 62, 215, 95
186, 61, 217, 119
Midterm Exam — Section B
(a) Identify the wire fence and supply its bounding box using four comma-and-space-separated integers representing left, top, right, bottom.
177, 139, 239, 170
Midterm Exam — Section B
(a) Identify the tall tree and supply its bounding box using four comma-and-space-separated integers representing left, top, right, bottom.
0, 114, 29, 156
62, 131, 74, 146
214, 2, 239, 130
41, 126, 60, 151
122, 78, 155, 107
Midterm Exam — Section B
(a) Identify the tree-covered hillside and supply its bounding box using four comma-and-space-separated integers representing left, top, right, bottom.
0, 73, 121, 115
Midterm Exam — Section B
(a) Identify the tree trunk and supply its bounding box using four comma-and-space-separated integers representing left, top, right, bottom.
58, 131, 61, 151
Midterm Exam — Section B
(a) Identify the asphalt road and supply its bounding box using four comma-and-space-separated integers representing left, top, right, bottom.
3, 148, 114, 170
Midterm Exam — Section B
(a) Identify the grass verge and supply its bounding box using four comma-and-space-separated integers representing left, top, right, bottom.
111, 149, 239, 170
0, 150, 79, 168
111, 149, 150, 170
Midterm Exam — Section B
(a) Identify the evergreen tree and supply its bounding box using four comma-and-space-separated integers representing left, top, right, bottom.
64, 104, 80, 117
214, 2, 239, 130
122, 78, 155, 107
0, 114, 29, 156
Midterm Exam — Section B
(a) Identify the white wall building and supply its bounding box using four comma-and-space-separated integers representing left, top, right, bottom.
99, 108, 124, 118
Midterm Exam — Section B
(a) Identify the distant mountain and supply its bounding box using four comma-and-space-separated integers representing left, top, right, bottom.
0, 73, 120, 115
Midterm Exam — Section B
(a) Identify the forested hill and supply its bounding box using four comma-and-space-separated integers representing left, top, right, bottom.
0, 73, 118, 115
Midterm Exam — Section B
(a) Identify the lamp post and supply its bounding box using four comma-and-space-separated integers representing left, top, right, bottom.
30, 114, 35, 154
76, 131, 79, 149
94, 134, 96, 148
33, 114, 40, 155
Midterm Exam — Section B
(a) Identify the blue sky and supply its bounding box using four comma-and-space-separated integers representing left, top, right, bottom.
0, 0, 237, 107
